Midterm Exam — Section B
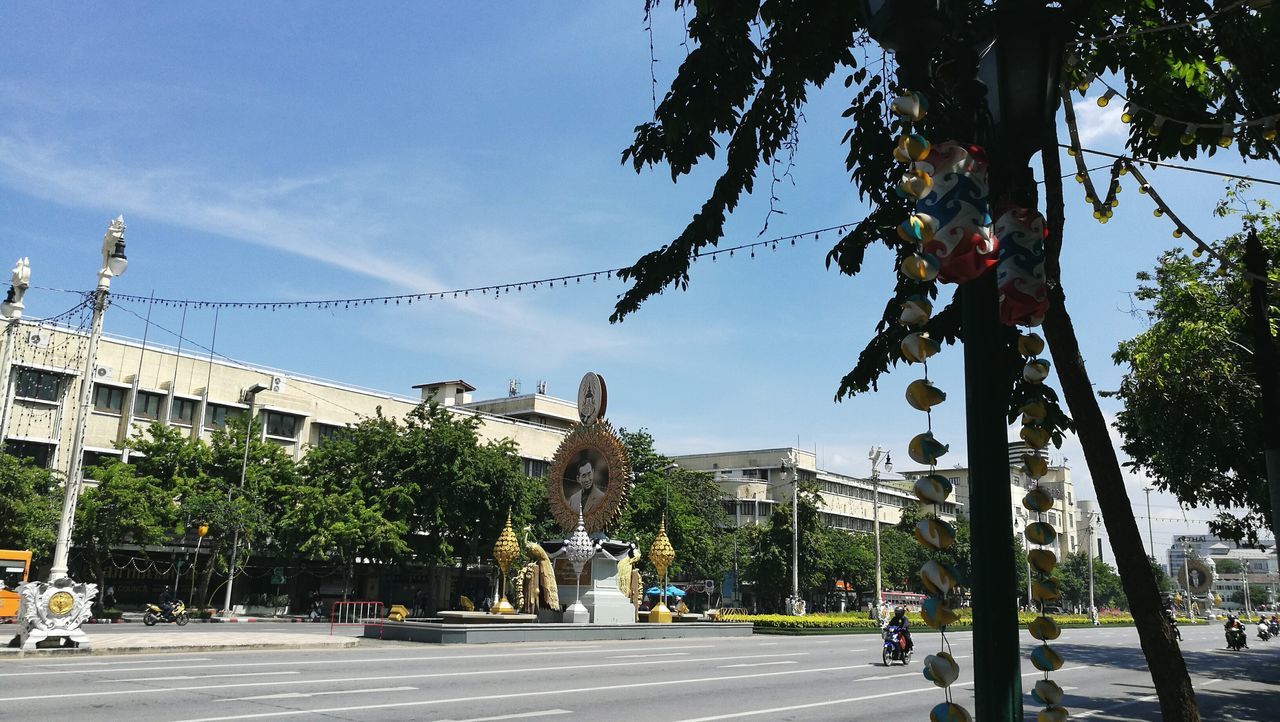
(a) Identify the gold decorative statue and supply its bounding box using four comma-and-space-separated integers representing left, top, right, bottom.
491, 510, 519, 614
647, 516, 676, 623
521, 526, 561, 611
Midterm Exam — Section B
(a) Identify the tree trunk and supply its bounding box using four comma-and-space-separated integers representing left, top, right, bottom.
1040, 137, 1200, 720
196, 542, 222, 609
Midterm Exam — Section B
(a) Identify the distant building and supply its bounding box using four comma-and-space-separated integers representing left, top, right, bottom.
671, 447, 960, 535
900, 442, 1079, 561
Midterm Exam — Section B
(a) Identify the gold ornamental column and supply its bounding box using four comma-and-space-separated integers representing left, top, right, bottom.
647, 516, 675, 624
491, 510, 519, 615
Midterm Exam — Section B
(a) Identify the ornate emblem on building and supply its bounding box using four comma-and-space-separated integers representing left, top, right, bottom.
547, 419, 630, 534
15, 578, 97, 649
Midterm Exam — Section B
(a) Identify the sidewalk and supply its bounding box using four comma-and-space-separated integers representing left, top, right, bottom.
1, 629, 359, 657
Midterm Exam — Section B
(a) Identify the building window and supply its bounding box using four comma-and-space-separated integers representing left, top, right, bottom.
522, 458, 548, 478
721, 500, 737, 517
134, 391, 164, 421
170, 398, 197, 426
313, 423, 349, 447
264, 411, 300, 440
737, 500, 756, 518
83, 451, 119, 472
204, 403, 243, 430
14, 368, 62, 402
92, 384, 125, 414
5, 440, 54, 468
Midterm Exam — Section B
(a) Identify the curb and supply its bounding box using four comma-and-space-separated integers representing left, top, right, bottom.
0, 638, 360, 658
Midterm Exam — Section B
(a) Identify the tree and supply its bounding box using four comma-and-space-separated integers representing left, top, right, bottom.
0, 452, 61, 564
612, 4, 1279, 718
738, 484, 828, 612
1108, 190, 1279, 543
615, 429, 732, 585
1231, 585, 1268, 608
1054, 551, 1126, 610
1215, 558, 1244, 575
73, 461, 177, 596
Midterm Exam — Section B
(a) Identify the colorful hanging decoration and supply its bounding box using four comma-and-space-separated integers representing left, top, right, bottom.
1016, 330, 1069, 722
994, 208, 1049, 327
915, 143, 997, 284
890, 88, 971, 722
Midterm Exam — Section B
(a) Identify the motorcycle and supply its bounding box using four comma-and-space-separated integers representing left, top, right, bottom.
307, 597, 324, 622
143, 600, 189, 626
1225, 623, 1247, 651
882, 625, 912, 666
1258, 624, 1271, 642
1269, 620, 1279, 637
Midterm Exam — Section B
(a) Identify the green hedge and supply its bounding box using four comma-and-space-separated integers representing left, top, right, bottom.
721, 610, 1192, 631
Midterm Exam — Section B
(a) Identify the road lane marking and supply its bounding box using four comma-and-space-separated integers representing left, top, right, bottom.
606, 652, 688, 659
437, 711, 572, 722
0, 652, 813, 703
178, 665, 877, 721
104, 671, 300, 682
222, 686, 417, 701
0, 646, 715, 677
718, 661, 797, 668
1074, 678, 1222, 719
32, 657, 213, 667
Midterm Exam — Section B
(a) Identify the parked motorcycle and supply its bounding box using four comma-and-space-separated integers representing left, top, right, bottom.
882, 625, 912, 666
143, 600, 189, 626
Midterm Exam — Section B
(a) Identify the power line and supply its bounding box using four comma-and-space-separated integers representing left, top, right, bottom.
1064, 145, 1280, 187
1082, 1, 1251, 45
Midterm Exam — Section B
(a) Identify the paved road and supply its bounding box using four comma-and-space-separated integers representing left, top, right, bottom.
0, 623, 1275, 721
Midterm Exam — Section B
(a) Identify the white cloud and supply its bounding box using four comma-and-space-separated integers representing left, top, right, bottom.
1072, 94, 1126, 145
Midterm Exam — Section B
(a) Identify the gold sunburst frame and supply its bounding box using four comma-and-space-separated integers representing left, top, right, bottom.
547, 419, 630, 534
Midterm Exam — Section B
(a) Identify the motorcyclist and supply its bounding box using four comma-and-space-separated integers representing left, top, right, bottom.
1224, 613, 1248, 649
886, 605, 914, 652
1163, 604, 1182, 641
159, 587, 176, 621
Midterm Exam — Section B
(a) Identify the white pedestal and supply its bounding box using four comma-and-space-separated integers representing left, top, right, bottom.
581, 556, 636, 625
563, 601, 591, 624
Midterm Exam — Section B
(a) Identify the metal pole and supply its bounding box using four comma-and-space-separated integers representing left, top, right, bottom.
1182, 542, 1194, 623
49, 285, 108, 580
790, 453, 799, 611
873, 464, 883, 618
1244, 227, 1280, 580
1243, 572, 1251, 622
1143, 487, 1155, 560
222, 391, 261, 615
189, 534, 203, 605
1087, 514, 1096, 616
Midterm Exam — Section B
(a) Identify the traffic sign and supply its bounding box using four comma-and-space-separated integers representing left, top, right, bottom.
271, 567, 286, 585
704, 579, 714, 592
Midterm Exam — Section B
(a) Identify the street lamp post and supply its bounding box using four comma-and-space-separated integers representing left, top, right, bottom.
1086, 511, 1097, 621
0, 258, 32, 450
1181, 541, 1194, 623
869, 446, 888, 619
782, 451, 800, 614
49, 218, 128, 581
222, 382, 268, 616
1142, 487, 1155, 560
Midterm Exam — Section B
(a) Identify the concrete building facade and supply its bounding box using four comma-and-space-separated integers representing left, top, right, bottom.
0, 320, 570, 483
671, 447, 961, 534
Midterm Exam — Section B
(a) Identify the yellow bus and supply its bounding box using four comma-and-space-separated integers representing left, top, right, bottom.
0, 550, 32, 618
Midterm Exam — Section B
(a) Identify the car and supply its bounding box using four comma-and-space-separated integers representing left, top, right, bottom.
1042, 605, 1065, 615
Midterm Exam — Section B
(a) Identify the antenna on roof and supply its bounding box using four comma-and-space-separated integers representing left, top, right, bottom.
508, 379, 520, 397
536, 380, 547, 395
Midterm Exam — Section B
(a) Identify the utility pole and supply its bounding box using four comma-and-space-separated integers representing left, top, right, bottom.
786, 450, 799, 614
869, 446, 887, 619
222, 383, 268, 616
1086, 511, 1096, 620
1143, 487, 1155, 560
1182, 541, 1194, 623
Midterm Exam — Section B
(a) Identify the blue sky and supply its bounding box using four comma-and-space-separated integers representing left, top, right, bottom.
2, 4, 1276, 563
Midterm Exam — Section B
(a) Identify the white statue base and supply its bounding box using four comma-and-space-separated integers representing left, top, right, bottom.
14, 578, 97, 650
582, 555, 636, 624
562, 601, 591, 624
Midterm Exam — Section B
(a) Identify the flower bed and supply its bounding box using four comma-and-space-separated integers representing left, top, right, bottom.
720, 610, 1187, 633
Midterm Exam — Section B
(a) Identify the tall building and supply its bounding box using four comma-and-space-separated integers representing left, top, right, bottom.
899, 442, 1079, 561
0, 320, 569, 483
671, 447, 960, 534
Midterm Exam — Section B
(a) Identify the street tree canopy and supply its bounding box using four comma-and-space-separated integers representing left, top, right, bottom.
0, 451, 61, 561
1108, 188, 1279, 543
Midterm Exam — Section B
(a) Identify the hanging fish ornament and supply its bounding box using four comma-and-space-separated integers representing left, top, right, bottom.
1037, 705, 1070, 722
890, 91, 929, 122
896, 169, 934, 199
894, 133, 932, 163
1032, 578, 1062, 603
897, 212, 939, 244
901, 332, 942, 364
922, 652, 960, 688
1023, 486, 1055, 513
921, 596, 960, 628
929, 702, 973, 722
920, 560, 961, 596
906, 379, 947, 411
900, 295, 933, 326
909, 431, 949, 465
1028, 548, 1058, 575
1020, 400, 1047, 422
1031, 644, 1064, 672
900, 252, 941, 282
1023, 358, 1052, 383
1021, 424, 1051, 450
1025, 521, 1058, 546
1032, 679, 1065, 706
1018, 332, 1046, 357
915, 518, 957, 551
1022, 453, 1049, 479
1028, 616, 1062, 642
913, 474, 953, 505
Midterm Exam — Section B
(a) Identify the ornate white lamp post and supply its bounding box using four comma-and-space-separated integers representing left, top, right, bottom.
563, 512, 595, 623
0, 257, 32, 447
50, 217, 128, 581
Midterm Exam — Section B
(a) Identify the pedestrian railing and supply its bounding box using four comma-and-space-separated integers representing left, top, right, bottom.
330, 600, 384, 638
